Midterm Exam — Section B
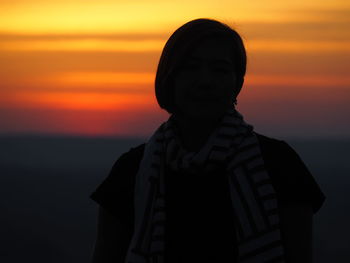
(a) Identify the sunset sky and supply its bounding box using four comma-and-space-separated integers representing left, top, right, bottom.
0, 0, 349, 138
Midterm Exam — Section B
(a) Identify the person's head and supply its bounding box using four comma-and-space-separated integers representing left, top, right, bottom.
155, 18, 247, 120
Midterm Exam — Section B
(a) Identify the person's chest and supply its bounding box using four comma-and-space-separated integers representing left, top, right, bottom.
164, 166, 233, 218
164, 167, 238, 262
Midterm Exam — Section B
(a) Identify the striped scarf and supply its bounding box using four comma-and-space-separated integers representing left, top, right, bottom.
124, 108, 286, 263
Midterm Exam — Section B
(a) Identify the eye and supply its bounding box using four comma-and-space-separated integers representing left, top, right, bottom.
213, 67, 231, 74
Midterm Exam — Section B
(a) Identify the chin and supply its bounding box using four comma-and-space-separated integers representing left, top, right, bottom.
188, 108, 224, 121
177, 102, 227, 120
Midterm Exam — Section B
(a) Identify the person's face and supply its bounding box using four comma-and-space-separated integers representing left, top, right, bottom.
172, 37, 239, 121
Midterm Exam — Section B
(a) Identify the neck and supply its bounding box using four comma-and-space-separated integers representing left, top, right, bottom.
172, 114, 221, 152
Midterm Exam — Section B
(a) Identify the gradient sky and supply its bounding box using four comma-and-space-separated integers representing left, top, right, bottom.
0, 0, 349, 138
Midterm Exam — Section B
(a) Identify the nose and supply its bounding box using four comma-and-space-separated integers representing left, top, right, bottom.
196, 64, 214, 91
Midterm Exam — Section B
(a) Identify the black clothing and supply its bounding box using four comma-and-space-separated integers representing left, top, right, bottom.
90, 132, 326, 262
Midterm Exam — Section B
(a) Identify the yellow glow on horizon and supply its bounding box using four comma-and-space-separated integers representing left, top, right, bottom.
50, 72, 155, 85
245, 40, 350, 52
2, 0, 349, 34
1, 38, 349, 52
0, 39, 164, 52
245, 74, 350, 88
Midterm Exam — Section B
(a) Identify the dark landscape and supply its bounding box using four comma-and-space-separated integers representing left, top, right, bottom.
1, 135, 349, 262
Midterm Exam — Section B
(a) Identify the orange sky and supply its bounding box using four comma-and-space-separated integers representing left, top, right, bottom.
0, 0, 349, 138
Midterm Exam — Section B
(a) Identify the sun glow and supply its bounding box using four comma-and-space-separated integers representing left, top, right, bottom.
1, 0, 349, 137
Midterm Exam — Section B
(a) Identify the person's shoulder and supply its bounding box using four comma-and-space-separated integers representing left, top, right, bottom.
111, 143, 146, 172
254, 132, 282, 143
254, 132, 288, 152
254, 133, 326, 213
254, 132, 301, 165
122, 143, 146, 159
90, 143, 146, 220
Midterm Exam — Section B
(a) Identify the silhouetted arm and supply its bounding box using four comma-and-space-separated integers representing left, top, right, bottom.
279, 203, 313, 263
91, 206, 130, 263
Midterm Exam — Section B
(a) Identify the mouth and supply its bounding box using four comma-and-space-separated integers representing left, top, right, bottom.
190, 95, 221, 102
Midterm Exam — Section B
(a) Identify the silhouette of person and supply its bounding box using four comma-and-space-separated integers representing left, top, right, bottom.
90, 18, 326, 263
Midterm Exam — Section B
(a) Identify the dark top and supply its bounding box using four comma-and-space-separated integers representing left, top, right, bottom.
90, 132, 326, 262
